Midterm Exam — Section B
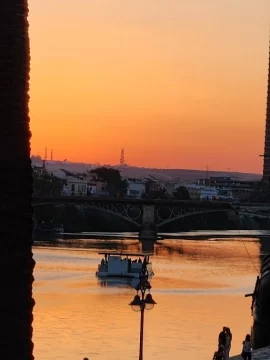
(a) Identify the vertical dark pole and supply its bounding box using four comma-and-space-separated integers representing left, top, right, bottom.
139, 297, 145, 360
135, 259, 149, 360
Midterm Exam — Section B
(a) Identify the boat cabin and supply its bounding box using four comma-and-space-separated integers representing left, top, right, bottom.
96, 251, 154, 278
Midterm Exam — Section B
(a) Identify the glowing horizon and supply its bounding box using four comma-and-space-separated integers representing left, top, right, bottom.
29, 0, 270, 173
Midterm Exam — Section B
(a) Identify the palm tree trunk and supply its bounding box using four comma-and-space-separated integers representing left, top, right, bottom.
0, 1, 35, 359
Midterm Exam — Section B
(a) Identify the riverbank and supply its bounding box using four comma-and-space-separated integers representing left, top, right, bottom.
230, 346, 270, 359
57, 229, 270, 240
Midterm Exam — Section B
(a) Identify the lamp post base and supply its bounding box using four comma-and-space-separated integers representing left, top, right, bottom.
138, 228, 158, 241
139, 307, 144, 360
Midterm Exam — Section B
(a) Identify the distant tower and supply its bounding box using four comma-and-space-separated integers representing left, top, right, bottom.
50, 149, 53, 161
120, 148, 125, 167
42, 147, 47, 169
262, 43, 270, 184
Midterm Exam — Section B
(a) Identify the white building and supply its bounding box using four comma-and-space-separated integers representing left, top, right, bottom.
126, 178, 145, 198
185, 184, 219, 200
199, 186, 219, 200
62, 176, 87, 196
87, 184, 97, 195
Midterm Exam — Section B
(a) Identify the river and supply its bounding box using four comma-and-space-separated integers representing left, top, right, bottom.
32, 232, 265, 360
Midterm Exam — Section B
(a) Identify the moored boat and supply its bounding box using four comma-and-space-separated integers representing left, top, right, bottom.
96, 251, 154, 278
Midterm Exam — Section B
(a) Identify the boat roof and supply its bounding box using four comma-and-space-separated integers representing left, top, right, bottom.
98, 251, 153, 257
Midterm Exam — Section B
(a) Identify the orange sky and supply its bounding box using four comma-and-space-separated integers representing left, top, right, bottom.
29, 0, 270, 173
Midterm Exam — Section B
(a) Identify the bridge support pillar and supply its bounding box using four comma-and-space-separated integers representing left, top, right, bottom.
139, 205, 157, 241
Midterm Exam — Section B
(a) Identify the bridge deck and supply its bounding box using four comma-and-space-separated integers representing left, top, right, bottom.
32, 195, 234, 208
32, 196, 270, 207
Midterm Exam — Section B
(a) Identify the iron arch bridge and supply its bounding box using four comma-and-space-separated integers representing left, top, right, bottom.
155, 207, 235, 228
33, 196, 144, 228
32, 195, 246, 228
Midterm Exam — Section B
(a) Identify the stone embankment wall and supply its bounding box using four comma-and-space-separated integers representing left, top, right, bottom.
230, 346, 270, 359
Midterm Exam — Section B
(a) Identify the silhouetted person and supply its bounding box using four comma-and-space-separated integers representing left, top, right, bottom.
225, 327, 232, 360
213, 346, 225, 360
218, 327, 227, 348
241, 334, 252, 360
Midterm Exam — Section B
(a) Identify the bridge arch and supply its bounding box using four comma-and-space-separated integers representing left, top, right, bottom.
157, 208, 236, 228
33, 202, 141, 228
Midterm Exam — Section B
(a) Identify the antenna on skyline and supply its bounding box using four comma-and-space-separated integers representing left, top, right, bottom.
50, 149, 53, 161
42, 147, 47, 169
120, 148, 125, 167
205, 164, 209, 180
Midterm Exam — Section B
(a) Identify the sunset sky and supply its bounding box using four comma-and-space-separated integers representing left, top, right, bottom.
29, 0, 270, 173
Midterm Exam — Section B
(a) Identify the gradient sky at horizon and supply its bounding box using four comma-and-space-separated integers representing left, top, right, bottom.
29, 0, 270, 173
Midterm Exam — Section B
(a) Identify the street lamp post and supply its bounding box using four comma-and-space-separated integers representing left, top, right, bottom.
129, 259, 156, 360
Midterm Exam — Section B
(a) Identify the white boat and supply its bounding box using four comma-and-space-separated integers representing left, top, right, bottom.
96, 251, 154, 278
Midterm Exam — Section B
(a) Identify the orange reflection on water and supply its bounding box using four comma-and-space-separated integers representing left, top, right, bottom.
33, 238, 261, 360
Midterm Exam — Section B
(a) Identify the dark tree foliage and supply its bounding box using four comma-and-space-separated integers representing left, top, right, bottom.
91, 167, 128, 197
33, 171, 63, 196
0, 1, 35, 359
173, 186, 190, 200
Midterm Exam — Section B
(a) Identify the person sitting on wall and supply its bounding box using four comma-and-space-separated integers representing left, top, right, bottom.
212, 346, 225, 360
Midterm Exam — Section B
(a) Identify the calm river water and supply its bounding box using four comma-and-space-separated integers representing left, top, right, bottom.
33, 234, 265, 360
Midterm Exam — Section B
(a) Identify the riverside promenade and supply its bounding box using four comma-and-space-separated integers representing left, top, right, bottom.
230, 346, 270, 359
